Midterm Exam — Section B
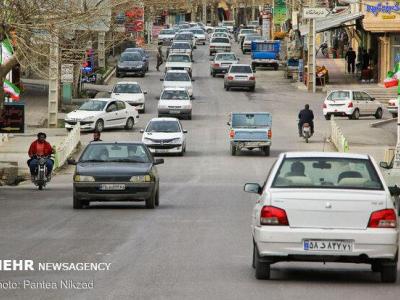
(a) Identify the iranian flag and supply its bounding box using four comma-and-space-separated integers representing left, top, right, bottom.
0, 39, 13, 64
3, 80, 20, 100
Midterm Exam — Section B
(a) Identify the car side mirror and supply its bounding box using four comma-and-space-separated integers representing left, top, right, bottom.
253, 69, 256, 73
244, 183, 262, 194
371, 97, 375, 101
108, 90, 112, 94
139, 129, 144, 133
389, 185, 400, 196
237, 58, 240, 61
67, 158, 77, 165
380, 162, 390, 169
154, 158, 164, 165
160, 78, 164, 81
183, 130, 188, 133
227, 121, 230, 126
143, 91, 148, 94
191, 79, 195, 82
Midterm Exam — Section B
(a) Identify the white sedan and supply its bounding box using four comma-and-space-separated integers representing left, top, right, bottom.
245, 152, 398, 282
161, 70, 194, 98
323, 90, 383, 120
110, 81, 147, 113
387, 98, 398, 118
141, 117, 187, 155
64, 98, 139, 132
157, 88, 192, 120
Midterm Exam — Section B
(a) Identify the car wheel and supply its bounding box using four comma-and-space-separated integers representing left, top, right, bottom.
242, 50, 245, 55
274, 64, 279, 71
325, 114, 331, 120
209, 52, 212, 56
351, 109, 360, 120
140, 105, 145, 114
155, 189, 159, 207
230, 144, 236, 156
252, 244, 256, 269
212, 71, 216, 78
203, 42, 205, 45
371, 262, 381, 272
392, 113, 398, 118
140, 73, 145, 77
254, 246, 271, 280
263, 146, 270, 156
249, 86, 255, 92
73, 192, 83, 209
375, 108, 383, 119
226, 85, 230, 91
188, 113, 192, 120
116, 72, 121, 78
94, 119, 104, 132
145, 192, 156, 209
380, 262, 397, 283
125, 117, 134, 130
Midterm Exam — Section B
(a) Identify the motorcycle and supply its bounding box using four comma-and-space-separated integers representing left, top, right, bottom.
31, 156, 53, 190
301, 123, 312, 143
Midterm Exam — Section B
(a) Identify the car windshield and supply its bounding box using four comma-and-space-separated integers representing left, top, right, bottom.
245, 35, 261, 41
329, 91, 350, 100
165, 72, 190, 81
79, 100, 107, 111
176, 34, 192, 40
272, 157, 384, 190
231, 113, 271, 128
215, 28, 227, 32
113, 84, 141, 93
125, 48, 144, 55
215, 53, 236, 61
211, 38, 229, 43
80, 144, 151, 163
167, 55, 191, 62
161, 90, 189, 100
192, 29, 205, 34
172, 43, 190, 49
230, 65, 252, 73
241, 29, 256, 34
147, 121, 181, 132
120, 53, 142, 61
160, 29, 174, 34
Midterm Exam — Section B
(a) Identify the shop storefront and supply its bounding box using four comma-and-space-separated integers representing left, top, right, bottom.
362, 1, 400, 82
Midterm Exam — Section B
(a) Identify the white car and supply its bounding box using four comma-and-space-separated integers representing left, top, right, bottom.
221, 21, 234, 33
238, 28, 258, 42
387, 98, 398, 118
157, 88, 192, 120
158, 29, 176, 45
214, 27, 231, 37
210, 32, 230, 40
209, 37, 231, 56
165, 53, 193, 77
245, 152, 399, 282
323, 90, 383, 120
161, 70, 194, 98
141, 117, 187, 155
110, 81, 147, 113
174, 32, 196, 49
64, 98, 139, 132
168, 41, 193, 60
190, 28, 207, 45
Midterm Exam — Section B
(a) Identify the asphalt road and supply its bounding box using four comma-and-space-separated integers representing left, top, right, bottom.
0, 42, 399, 300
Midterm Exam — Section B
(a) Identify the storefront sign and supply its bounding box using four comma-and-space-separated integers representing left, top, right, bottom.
274, 0, 287, 25
366, 2, 400, 15
0, 102, 25, 133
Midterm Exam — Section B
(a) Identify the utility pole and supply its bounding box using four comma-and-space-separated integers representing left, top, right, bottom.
203, 0, 207, 24
98, 32, 105, 68
307, 0, 316, 93
48, 33, 60, 128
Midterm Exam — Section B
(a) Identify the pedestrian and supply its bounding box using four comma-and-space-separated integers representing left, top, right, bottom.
345, 47, 356, 74
92, 131, 102, 142
156, 46, 164, 71
362, 49, 370, 70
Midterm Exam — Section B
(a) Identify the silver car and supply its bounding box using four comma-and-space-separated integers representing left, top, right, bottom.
210, 52, 239, 77
224, 64, 256, 92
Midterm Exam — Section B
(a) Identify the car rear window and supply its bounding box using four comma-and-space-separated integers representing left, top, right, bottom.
232, 113, 271, 128
172, 43, 190, 49
215, 53, 236, 61
167, 55, 191, 62
229, 65, 252, 73
272, 157, 383, 190
328, 91, 350, 100
113, 84, 141, 93
161, 90, 189, 100
81, 144, 151, 163
212, 38, 230, 43
165, 72, 190, 81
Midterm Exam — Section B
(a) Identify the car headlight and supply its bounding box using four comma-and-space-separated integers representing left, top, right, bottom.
184, 67, 190, 71
130, 175, 152, 183
170, 138, 182, 143
74, 175, 95, 182
143, 137, 153, 143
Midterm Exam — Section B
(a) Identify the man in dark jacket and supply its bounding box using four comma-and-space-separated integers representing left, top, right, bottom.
345, 47, 356, 74
156, 46, 164, 71
298, 104, 314, 137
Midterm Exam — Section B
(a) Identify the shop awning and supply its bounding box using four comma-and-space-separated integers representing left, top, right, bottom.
300, 10, 364, 36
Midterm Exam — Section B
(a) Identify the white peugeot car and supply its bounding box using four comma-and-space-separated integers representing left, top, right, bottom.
157, 88, 192, 120
64, 98, 139, 132
110, 81, 147, 113
323, 90, 383, 120
141, 117, 187, 155
245, 152, 399, 282
161, 70, 194, 98
165, 53, 193, 78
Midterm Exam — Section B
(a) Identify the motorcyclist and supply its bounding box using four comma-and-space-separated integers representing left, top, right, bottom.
298, 104, 314, 137
28, 132, 53, 180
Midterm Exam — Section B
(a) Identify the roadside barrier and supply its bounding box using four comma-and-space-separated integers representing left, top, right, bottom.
330, 117, 349, 152
54, 123, 80, 169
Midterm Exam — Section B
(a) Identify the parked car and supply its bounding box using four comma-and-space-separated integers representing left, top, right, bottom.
110, 81, 147, 113
245, 152, 399, 282
64, 98, 139, 132
242, 35, 262, 54
116, 52, 146, 77
228, 112, 272, 156
141, 117, 187, 155
209, 37, 231, 56
323, 90, 383, 120
387, 98, 398, 118
158, 29, 176, 45
174, 32, 196, 49
224, 64, 256, 92
161, 70, 194, 98
69, 142, 164, 209
210, 52, 239, 77
165, 53, 193, 77
157, 88, 192, 120
167, 41, 193, 60
123, 48, 149, 72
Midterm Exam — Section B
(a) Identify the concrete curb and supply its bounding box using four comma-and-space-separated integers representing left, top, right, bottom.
370, 118, 396, 128
103, 66, 116, 85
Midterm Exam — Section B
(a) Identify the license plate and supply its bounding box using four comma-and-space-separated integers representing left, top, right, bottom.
303, 240, 353, 252
236, 77, 247, 81
245, 142, 262, 147
169, 110, 180, 114
155, 149, 168, 153
100, 184, 126, 191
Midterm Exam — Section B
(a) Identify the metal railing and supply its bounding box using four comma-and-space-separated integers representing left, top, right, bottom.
54, 123, 80, 169
330, 117, 349, 152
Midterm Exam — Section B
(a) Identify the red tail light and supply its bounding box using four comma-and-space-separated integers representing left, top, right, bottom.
227, 76, 234, 80
249, 76, 255, 80
260, 206, 289, 226
348, 102, 353, 108
323, 103, 327, 109
229, 130, 235, 138
212, 63, 220, 67
267, 130, 272, 139
368, 209, 397, 228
